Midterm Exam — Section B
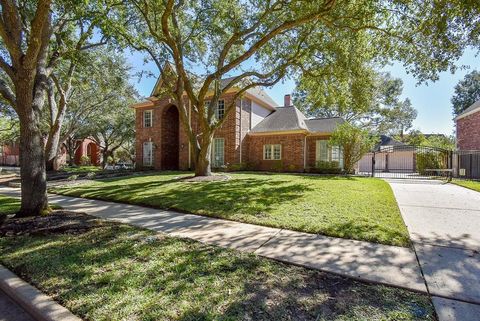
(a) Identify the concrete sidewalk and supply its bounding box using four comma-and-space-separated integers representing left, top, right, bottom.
387, 179, 480, 321
0, 186, 426, 293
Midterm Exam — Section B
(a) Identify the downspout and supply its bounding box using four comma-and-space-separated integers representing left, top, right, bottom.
188, 102, 191, 169
239, 99, 242, 164
303, 134, 307, 171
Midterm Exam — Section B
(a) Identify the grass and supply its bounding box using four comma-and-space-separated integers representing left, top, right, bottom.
0, 195, 61, 220
52, 172, 410, 247
59, 165, 101, 173
0, 209, 434, 320
452, 179, 480, 192
0, 194, 20, 215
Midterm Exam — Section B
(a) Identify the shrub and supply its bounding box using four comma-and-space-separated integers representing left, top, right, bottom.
86, 172, 97, 179
309, 161, 343, 174
416, 151, 447, 175
80, 155, 91, 166
228, 163, 247, 171
329, 123, 378, 174
68, 174, 79, 181
270, 160, 284, 172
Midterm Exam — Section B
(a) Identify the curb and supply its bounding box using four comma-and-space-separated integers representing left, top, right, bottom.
0, 265, 81, 321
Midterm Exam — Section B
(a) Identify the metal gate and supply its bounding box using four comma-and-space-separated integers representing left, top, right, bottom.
358, 145, 453, 180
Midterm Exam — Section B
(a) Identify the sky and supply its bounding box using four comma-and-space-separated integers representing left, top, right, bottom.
126, 48, 480, 136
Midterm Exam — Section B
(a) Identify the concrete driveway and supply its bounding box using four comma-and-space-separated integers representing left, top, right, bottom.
387, 179, 480, 321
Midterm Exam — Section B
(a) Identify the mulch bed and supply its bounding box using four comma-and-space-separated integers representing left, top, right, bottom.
0, 211, 114, 237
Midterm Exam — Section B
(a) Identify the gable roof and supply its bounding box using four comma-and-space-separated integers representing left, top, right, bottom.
250, 106, 307, 133
455, 98, 480, 120
148, 68, 278, 110
250, 106, 344, 134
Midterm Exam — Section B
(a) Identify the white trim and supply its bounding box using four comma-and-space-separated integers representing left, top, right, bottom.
142, 141, 153, 166
455, 104, 480, 120
239, 99, 243, 163
143, 110, 153, 128
263, 144, 282, 160
303, 136, 307, 170
188, 102, 191, 169
212, 138, 225, 167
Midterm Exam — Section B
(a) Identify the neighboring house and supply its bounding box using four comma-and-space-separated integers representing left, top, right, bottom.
0, 141, 20, 166
358, 135, 415, 173
132, 76, 344, 172
455, 99, 480, 150
0, 138, 100, 168
73, 138, 100, 166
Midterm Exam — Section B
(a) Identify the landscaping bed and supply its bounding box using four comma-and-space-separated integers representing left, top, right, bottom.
52, 172, 410, 247
0, 196, 434, 320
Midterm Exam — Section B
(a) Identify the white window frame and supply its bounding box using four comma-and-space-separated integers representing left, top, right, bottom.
215, 100, 225, 120
143, 141, 153, 166
211, 138, 225, 167
143, 110, 153, 128
315, 140, 343, 168
263, 144, 282, 160
206, 100, 226, 120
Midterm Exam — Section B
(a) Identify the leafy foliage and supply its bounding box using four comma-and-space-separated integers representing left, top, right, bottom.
294, 71, 417, 135
451, 70, 480, 116
329, 123, 379, 174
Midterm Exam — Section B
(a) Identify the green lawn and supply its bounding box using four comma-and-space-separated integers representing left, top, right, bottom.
0, 194, 19, 216
0, 195, 61, 220
52, 172, 409, 247
452, 179, 480, 192
0, 208, 434, 320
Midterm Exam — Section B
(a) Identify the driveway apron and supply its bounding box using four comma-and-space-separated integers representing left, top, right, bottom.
387, 179, 480, 321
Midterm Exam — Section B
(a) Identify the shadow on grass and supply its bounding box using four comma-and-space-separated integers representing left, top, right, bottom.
55, 174, 314, 218
0, 219, 434, 321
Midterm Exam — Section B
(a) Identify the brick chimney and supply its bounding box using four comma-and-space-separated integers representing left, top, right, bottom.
284, 94, 291, 107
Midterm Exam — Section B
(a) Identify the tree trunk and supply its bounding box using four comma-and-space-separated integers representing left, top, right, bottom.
45, 116, 65, 171
194, 137, 213, 176
16, 109, 49, 217
101, 149, 109, 169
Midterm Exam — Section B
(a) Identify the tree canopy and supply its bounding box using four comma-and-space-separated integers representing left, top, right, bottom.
451, 70, 480, 116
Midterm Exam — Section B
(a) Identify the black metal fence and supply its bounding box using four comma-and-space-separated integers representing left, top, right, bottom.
357, 145, 480, 180
358, 145, 454, 179
453, 150, 480, 180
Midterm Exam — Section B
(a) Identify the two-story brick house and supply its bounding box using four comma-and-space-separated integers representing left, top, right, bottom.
132, 77, 344, 172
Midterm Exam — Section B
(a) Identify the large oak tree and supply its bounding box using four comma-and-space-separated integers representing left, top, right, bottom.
0, 0, 53, 216
109, 0, 480, 176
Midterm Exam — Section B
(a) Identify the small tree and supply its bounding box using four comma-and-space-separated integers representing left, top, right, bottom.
329, 123, 378, 174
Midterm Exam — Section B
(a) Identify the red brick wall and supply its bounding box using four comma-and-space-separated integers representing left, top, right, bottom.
74, 138, 100, 166
135, 95, 244, 170
457, 111, 480, 150
135, 97, 173, 170
246, 133, 306, 172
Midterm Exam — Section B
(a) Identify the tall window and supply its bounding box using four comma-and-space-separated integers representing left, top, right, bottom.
211, 138, 225, 167
143, 110, 153, 128
316, 140, 343, 168
215, 100, 225, 120
264, 144, 281, 160
206, 100, 225, 120
143, 141, 153, 166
